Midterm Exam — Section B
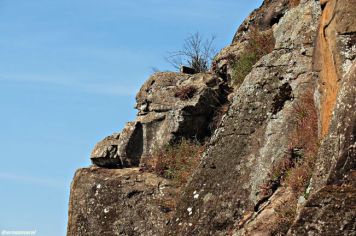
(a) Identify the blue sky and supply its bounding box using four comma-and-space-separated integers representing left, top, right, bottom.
0, 0, 262, 235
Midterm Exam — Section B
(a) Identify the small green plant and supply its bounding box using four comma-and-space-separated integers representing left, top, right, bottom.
147, 139, 205, 186
231, 53, 257, 86
231, 28, 275, 86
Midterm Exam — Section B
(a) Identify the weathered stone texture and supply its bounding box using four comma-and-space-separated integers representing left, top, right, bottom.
67, 0, 356, 235
67, 167, 178, 236
288, 62, 356, 235
314, 0, 356, 136
168, 1, 321, 235
91, 72, 228, 168
91, 122, 143, 168
288, 184, 356, 235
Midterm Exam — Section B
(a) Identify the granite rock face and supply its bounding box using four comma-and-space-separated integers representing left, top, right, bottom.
314, 0, 356, 137
286, 2, 356, 234
67, 0, 356, 235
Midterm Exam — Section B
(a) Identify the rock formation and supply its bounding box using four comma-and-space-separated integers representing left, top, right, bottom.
67, 0, 355, 235
90, 72, 228, 168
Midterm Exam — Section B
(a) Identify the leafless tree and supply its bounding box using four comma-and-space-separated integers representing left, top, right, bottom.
165, 32, 217, 73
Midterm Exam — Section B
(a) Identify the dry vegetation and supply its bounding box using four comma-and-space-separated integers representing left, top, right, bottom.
271, 200, 298, 235
147, 139, 205, 187
259, 90, 319, 234
166, 32, 217, 73
174, 85, 198, 100
261, 89, 318, 196
231, 28, 275, 86
289, 0, 301, 8
285, 89, 318, 193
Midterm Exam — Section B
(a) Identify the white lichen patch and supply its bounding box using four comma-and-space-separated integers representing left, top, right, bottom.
203, 193, 213, 203
187, 207, 193, 215
339, 35, 356, 76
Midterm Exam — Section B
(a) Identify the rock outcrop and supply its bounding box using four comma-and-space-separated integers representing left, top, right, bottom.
68, 72, 230, 235
67, 167, 178, 236
288, 53, 356, 236
90, 72, 228, 168
168, 1, 322, 235
67, 0, 355, 235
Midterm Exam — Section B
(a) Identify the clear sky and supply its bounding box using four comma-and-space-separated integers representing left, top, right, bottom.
0, 1, 262, 235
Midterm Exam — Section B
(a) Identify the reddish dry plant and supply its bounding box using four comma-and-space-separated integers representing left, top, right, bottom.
232, 28, 275, 86
259, 151, 296, 197
260, 89, 319, 196
289, 0, 301, 8
246, 27, 275, 58
147, 139, 205, 187
286, 164, 311, 191
154, 196, 178, 214
285, 89, 319, 193
174, 85, 198, 100
289, 90, 318, 156
271, 199, 298, 235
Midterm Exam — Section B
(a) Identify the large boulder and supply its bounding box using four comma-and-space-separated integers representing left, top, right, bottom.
67, 167, 178, 236
91, 122, 143, 168
91, 72, 228, 168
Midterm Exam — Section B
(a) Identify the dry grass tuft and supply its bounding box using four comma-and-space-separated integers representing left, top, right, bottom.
147, 139, 205, 187
246, 27, 275, 58
289, 0, 301, 8
260, 89, 319, 196
232, 28, 275, 86
285, 89, 318, 193
174, 85, 198, 100
271, 200, 298, 235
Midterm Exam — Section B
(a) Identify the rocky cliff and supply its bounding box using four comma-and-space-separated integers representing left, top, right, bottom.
67, 0, 355, 235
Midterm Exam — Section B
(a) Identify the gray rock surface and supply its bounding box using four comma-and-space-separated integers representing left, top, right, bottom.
67, 0, 356, 235
168, 1, 321, 235
288, 61, 356, 236
67, 167, 178, 236
91, 72, 228, 168
91, 122, 143, 168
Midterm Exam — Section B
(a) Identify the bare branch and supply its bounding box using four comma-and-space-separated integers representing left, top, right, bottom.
165, 32, 217, 73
